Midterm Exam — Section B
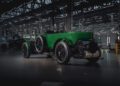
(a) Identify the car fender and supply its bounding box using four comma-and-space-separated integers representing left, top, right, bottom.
53, 38, 73, 50
62, 38, 73, 46
22, 42, 29, 50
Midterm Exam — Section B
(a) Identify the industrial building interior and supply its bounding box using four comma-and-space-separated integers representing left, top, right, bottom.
0, 0, 120, 86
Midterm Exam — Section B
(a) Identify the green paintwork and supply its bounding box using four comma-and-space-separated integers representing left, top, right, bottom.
23, 32, 93, 50
45, 31, 93, 49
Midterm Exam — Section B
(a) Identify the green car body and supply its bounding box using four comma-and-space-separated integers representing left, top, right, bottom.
45, 32, 93, 49
22, 31, 101, 64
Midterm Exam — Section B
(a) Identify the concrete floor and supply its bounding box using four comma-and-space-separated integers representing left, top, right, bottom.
0, 49, 120, 86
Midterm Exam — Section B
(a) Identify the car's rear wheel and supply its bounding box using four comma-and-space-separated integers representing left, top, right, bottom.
35, 36, 44, 53
22, 44, 30, 58
55, 41, 70, 64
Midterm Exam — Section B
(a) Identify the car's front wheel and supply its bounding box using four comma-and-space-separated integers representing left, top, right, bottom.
55, 41, 70, 64
35, 36, 44, 53
22, 43, 30, 58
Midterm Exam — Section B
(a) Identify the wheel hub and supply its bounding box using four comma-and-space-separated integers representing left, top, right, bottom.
56, 45, 66, 61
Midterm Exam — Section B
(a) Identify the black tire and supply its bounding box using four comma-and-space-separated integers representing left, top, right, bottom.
55, 41, 70, 64
30, 41, 36, 54
35, 36, 44, 53
22, 44, 30, 58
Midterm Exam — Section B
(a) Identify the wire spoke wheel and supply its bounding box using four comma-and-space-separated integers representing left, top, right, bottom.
56, 45, 66, 61
35, 36, 44, 53
55, 41, 70, 64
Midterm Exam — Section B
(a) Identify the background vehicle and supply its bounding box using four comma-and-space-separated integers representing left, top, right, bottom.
0, 36, 9, 51
22, 31, 101, 64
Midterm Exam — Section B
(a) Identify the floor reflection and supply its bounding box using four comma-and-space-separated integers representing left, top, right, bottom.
0, 49, 120, 86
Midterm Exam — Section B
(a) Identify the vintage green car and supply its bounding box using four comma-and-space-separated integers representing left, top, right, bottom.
22, 31, 101, 64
